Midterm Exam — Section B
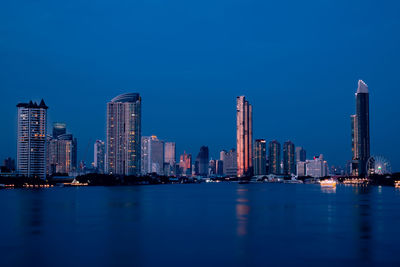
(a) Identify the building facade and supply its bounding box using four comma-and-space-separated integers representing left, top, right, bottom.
220, 149, 238, 177
17, 100, 48, 179
283, 141, 295, 176
253, 139, 267, 176
195, 146, 209, 176
164, 142, 176, 176
236, 96, 253, 177
94, 140, 105, 174
47, 133, 77, 175
351, 80, 370, 177
106, 93, 141, 175
268, 140, 281, 175
179, 152, 192, 177
306, 155, 329, 178
141, 135, 164, 175
295, 146, 306, 162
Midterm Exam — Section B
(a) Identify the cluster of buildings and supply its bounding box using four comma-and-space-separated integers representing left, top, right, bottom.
10, 80, 371, 179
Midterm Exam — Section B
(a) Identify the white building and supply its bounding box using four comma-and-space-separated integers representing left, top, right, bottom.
141, 136, 164, 175
106, 93, 141, 175
305, 155, 329, 178
296, 161, 306, 176
220, 149, 238, 176
17, 100, 48, 179
94, 140, 105, 173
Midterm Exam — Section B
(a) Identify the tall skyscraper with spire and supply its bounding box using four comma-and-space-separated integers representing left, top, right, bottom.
351, 80, 370, 177
17, 99, 48, 179
236, 96, 253, 177
106, 93, 141, 175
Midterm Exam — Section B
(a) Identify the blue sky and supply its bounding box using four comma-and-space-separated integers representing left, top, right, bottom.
1, 0, 400, 170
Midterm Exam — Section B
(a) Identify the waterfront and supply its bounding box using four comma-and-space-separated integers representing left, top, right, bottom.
1, 183, 400, 266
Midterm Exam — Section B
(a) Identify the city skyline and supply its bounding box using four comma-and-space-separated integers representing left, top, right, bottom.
3, 80, 400, 175
1, 1, 400, 171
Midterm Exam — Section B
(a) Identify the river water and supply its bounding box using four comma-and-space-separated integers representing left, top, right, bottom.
1, 183, 400, 266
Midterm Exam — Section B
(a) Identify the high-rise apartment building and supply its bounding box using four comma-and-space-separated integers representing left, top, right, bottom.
17, 100, 48, 179
141, 135, 164, 175
268, 140, 281, 175
283, 141, 295, 176
106, 93, 141, 175
351, 80, 370, 176
94, 140, 105, 174
253, 139, 267, 176
236, 96, 253, 177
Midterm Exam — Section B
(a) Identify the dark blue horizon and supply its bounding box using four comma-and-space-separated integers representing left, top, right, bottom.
1, 0, 400, 171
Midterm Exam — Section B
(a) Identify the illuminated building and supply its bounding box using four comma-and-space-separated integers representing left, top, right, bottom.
306, 154, 329, 178
94, 140, 105, 174
179, 152, 192, 176
253, 139, 267, 175
141, 135, 164, 175
17, 100, 48, 179
236, 96, 253, 177
220, 149, 237, 176
351, 80, 370, 176
164, 142, 176, 176
106, 93, 141, 175
268, 140, 281, 175
283, 141, 295, 175
47, 133, 77, 175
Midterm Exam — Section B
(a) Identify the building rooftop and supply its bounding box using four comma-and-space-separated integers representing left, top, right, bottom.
357, 80, 369, 94
111, 93, 140, 103
16, 99, 48, 109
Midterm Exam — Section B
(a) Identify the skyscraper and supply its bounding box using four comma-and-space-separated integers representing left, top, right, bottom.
17, 100, 48, 179
47, 133, 77, 175
295, 146, 306, 162
106, 93, 141, 175
283, 141, 295, 176
253, 139, 267, 176
268, 140, 281, 175
94, 140, 105, 174
195, 146, 209, 176
164, 142, 176, 176
141, 135, 164, 175
351, 80, 370, 177
236, 96, 253, 177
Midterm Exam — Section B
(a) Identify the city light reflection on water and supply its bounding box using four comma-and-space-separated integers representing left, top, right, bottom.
1, 184, 400, 266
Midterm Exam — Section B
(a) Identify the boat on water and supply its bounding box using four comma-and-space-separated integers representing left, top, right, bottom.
320, 179, 337, 188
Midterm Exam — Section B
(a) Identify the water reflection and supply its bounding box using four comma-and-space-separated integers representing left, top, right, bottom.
236, 187, 249, 237
354, 186, 372, 263
321, 187, 336, 194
